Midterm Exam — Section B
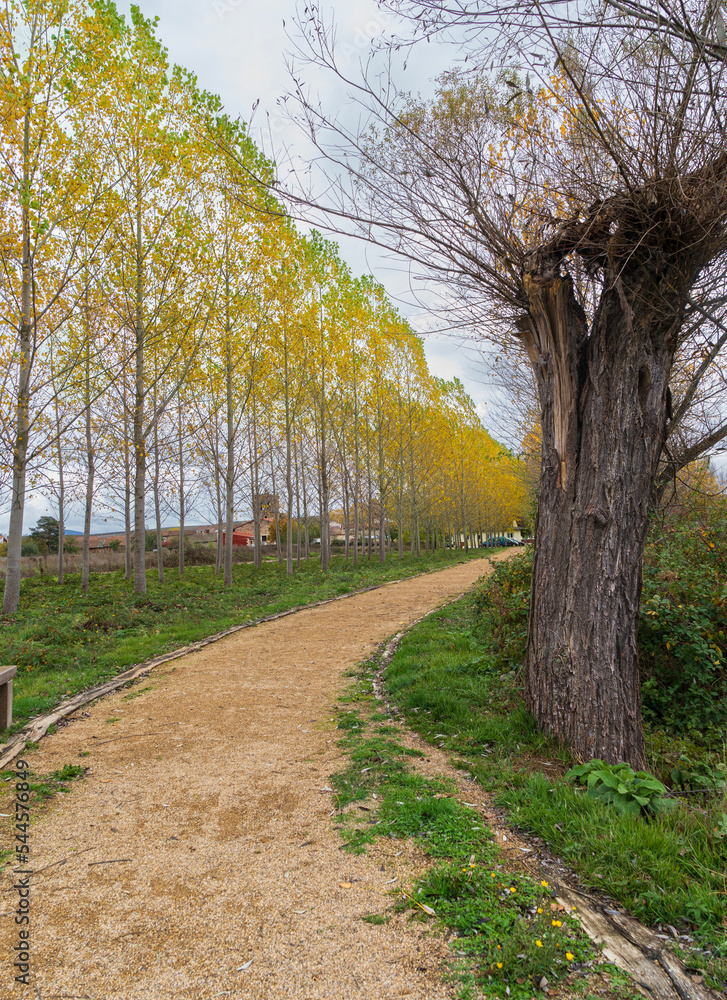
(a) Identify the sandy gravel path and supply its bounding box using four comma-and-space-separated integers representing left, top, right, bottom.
0, 556, 503, 1000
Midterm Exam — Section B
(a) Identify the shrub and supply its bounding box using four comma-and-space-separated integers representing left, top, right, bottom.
471, 550, 531, 674
639, 513, 727, 733
565, 760, 676, 818
20, 538, 40, 557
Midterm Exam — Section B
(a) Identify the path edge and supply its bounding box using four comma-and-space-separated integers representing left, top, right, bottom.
0, 558, 493, 770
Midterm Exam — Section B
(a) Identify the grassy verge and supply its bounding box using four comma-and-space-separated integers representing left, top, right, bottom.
383, 593, 727, 991
0, 549, 488, 741
329, 649, 638, 1000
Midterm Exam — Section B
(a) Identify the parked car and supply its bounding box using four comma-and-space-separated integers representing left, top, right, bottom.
480, 536, 522, 547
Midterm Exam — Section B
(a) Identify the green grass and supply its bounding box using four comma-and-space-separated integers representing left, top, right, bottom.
329, 649, 610, 1000
383, 595, 727, 991
0, 549, 488, 740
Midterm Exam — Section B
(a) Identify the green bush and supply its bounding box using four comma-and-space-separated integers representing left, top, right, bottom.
639, 514, 727, 733
20, 537, 40, 557
471, 549, 531, 673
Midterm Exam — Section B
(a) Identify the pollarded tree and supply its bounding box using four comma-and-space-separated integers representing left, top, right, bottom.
288, 0, 727, 766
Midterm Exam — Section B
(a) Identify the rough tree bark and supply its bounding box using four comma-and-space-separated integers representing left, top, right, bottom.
520, 268, 678, 768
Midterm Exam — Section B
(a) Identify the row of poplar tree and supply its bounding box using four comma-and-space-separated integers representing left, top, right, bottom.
0, 0, 528, 613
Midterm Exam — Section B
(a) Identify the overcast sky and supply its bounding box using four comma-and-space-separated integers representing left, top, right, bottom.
13, 0, 506, 534
110, 0, 496, 397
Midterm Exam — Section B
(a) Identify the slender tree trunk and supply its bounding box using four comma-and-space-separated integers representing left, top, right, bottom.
284, 344, 294, 577
520, 274, 676, 768
55, 396, 65, 584
3, 112, 32, 615
132, 187, 146, 594
153, 389, 164, 584
301, 450, 310, 560
178, 405, 185, 577
224, 342, 234, 587
319, 427, 329, 573
252, 401, 262, 569
342, 475, 350, 562
124, 407, 132, 580
81, 353, 94, 593
294, 433, 301, 569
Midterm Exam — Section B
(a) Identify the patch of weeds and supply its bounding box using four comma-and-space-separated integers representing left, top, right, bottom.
105, 716, 121, 724
405, 864, 593, 999
123, 685, 153, 701
46, 724, 58, 735
330, 640, 598, 999
336, 710, 363, 731
361, 913, 390, 925
0, 847, 13, 872
29, 762, 87, 802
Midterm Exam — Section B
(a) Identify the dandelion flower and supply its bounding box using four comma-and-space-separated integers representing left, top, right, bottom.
541, 880, 549, 888
510, 887, 516, 893
536, 940, 543, 948
497, 962, 503, 969
537, 908, 543, 914
566, 952, 574, 961
552, 920, 562, 927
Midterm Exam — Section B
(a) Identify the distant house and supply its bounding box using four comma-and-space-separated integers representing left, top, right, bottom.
232, 517, 275, 545
509, 519, 530, 541
221, 529, 253, 547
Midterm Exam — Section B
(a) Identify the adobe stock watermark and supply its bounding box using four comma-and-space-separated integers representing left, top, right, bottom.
11, 759, 32, 987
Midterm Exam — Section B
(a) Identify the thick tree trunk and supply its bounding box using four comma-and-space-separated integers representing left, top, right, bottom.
520, 273, 676, 768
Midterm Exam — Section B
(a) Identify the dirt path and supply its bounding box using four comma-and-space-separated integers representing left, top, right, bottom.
1, 556, 504, 1000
